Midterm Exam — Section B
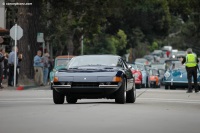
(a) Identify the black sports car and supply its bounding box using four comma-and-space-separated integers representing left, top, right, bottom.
51, 55, 136, 104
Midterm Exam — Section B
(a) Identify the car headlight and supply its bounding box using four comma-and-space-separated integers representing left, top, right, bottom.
53, 76, 59, 82
164, 71, 170, 78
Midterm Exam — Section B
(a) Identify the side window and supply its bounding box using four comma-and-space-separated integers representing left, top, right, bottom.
122, 59, 128, 69
117, 59, 123, 67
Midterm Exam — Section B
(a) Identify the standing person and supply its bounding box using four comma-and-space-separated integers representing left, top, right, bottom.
166, 50, 170, 58
0, 48, 5, 88
8, 46, 19, 87
42, 52, 50, 85
17, 53, 23, 78
33, 50, 44, 86
48, 56, 53, 83
182, 48, 199, 93
3, 53, 8, 79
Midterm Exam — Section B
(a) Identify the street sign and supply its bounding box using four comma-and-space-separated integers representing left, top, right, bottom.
10, 25, 23, 40
37, 33, 44, 42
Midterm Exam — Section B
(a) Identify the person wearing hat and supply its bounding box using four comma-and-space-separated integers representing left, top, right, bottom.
182, 48, 199, 93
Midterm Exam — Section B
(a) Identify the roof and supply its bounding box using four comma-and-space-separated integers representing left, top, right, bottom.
0, 27, 9, 36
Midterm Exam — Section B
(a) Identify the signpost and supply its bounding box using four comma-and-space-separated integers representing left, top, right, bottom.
37, 33, 45, 54
10, 24, 23, 87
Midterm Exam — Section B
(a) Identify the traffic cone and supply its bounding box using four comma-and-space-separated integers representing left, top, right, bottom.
16, 86, 24, 90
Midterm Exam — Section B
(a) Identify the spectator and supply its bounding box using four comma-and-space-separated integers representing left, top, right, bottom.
42, 53, 50, 85
166, 50, 170, 58
8, 46, 20, 87
0, 48, 5, 88
3, 53, 8, 79
33, 50, 44, 86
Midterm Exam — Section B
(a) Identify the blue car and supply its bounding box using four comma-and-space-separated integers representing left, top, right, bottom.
163, 61, 200, 89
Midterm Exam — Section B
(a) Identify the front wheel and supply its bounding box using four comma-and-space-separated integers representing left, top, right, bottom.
53, 89, 65, 104
126, 85, 136, 103
165, 85, 169, 90
135, 84, 141, 89
115, 78, 126, 104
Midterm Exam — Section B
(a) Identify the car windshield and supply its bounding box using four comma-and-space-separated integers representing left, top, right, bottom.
56, 59, 71, 66
67, 55, 119, 68
151, 64, 165, 69
135, 64, 144, 70
149, 69, 158, 76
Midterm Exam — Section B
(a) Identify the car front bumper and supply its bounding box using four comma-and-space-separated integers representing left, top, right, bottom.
51, 82, 122, 98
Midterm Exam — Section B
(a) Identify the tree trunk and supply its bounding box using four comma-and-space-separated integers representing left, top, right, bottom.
67, 33, 74, 55
17, 0, 41, 79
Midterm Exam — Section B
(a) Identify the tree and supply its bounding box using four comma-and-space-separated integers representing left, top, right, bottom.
16, 0, 42, 78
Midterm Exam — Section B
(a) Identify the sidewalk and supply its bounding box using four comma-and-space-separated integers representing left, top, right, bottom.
1, 78, 51, 90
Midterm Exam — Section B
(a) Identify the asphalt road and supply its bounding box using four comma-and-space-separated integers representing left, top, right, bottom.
0, 88, 200, 133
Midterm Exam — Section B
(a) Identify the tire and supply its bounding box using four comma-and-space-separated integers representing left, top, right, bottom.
115, 78, 126, 104
126, 85, 136, 103
165, 85, 169, 90
170, 85, 175, 90
135, 84, 141, 89
66, 96, 77, 104
142, 83, 146, 88
53, 89, 65, 104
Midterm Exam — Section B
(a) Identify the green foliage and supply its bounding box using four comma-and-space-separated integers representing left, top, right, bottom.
38, 0, 200, 56
84, 29, 127, 55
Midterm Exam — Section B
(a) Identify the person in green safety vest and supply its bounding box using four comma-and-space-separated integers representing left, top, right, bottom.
182, 48, 199, 93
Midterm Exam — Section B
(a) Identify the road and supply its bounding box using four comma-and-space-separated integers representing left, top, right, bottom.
0, 88, 200, 133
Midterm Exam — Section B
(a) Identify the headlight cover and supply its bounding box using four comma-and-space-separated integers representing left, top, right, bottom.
164, 71, 171, 79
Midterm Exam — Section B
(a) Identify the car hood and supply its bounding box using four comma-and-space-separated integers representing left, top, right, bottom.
54, 66, 124, 82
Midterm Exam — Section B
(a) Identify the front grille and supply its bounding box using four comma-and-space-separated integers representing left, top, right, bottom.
72, 82, 99, 87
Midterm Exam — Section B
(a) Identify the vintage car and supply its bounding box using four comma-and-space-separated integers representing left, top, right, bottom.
162, 61, 200, 89
134, 62, 149, 88
51, 55, 136, 104
128, 63, 143, 89
148, 68, 161, 88
49, 55, 75, 82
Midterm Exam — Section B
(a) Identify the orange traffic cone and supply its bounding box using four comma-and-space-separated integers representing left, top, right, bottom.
16, 86, 24, 90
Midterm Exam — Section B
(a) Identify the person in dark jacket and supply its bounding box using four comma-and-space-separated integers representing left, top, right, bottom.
0, 48, 5, 88
182, 48, 199, 93
3, 53, 8, 79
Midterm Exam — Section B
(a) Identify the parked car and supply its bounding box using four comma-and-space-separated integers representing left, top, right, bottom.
49, 55, 75, 82
51, 55, 136, 104
162, 61, 192, 89
135, 58, 150, 65
143, 54, 154, 63
128, 63, 143, 89
176, 50, 186, 59
148, 68, 161, 88
164, 58, 179, 71
151, 63, 165, 70
134, 62, 150, 88
151, 50, 163, 58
